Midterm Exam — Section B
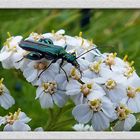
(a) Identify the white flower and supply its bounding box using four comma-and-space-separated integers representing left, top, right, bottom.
94, 70, 126, 104
100, 53, 126, 73
72, 96, 116, 131
66, 78, 105, 105
23, 60, 59, 86
73, 123, 94, 131
0, 36, 24, 69
83, 59, 112, 79
36, 74, 68, 108
121, 78, 140, 113
0, 108, 31, 131
113, 105, 136, 131
0, 78, 15, 109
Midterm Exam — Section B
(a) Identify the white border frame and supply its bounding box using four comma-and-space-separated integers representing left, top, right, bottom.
0, 0, 140, 139
0, 0, 140, 8
0, 132, 140, 139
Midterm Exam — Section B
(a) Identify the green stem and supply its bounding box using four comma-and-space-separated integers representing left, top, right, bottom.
51, 118, 75, 130
45, 103, 74, 131
45, 108, 54, 130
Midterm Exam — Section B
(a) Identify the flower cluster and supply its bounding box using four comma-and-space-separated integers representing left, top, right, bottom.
0, 29, 140, 131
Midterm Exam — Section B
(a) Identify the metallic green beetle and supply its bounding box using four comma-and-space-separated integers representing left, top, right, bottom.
18, 38, 97, 81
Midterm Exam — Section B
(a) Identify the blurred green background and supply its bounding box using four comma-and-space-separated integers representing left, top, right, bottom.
0, 9, 140, 131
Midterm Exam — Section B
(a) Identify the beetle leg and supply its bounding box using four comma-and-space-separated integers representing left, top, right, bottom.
60, 65, 69, 82
59, 59, 69, 81
59, 59, 64, 73
38, 59, 57, 78
64, 45, 67, 50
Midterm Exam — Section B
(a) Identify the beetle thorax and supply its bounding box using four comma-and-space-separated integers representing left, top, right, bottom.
64, 53, 76, 63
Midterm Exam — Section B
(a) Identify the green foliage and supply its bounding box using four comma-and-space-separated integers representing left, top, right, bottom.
0, 9, 140, 131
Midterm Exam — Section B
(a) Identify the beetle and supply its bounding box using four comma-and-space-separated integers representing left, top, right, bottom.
18, 38, 98, 81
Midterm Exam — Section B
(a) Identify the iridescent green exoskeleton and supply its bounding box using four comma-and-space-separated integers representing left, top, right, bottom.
18, 38, 97, 81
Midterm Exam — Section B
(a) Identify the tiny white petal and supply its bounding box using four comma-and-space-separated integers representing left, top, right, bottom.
124, 114, 136, 131
92, 111, 110, 131
18, 112, 31, 123
36, 87, 44, 99
4, 124, 13, 131
39, 93, 54, 108
52, 92, 67, 107
12, 121, 31, 131
72, 104, 93, 124
0, 51, 11, 61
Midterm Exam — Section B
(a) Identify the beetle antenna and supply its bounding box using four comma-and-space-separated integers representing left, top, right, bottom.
76, 47, 97, 59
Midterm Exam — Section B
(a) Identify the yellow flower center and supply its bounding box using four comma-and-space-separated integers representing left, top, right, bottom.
34, 62, 48, 71
124, 66, 135, 78
70, 68, 81, 80
127, 86, 140, 98
89, 60, 102, 73
105, 79, 116, 90
116, 105, 131, 120
81, 83, 93, 97
127, 86, 136, 98
123, 55, 135, 78
42, 81, 57, 95
0, 78, 4, 95
6, 108, 21, 125
90, 99, 102, 112
105, 53, 117, 67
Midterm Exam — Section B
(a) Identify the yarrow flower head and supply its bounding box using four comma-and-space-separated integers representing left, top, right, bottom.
0, 29, 140, 131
